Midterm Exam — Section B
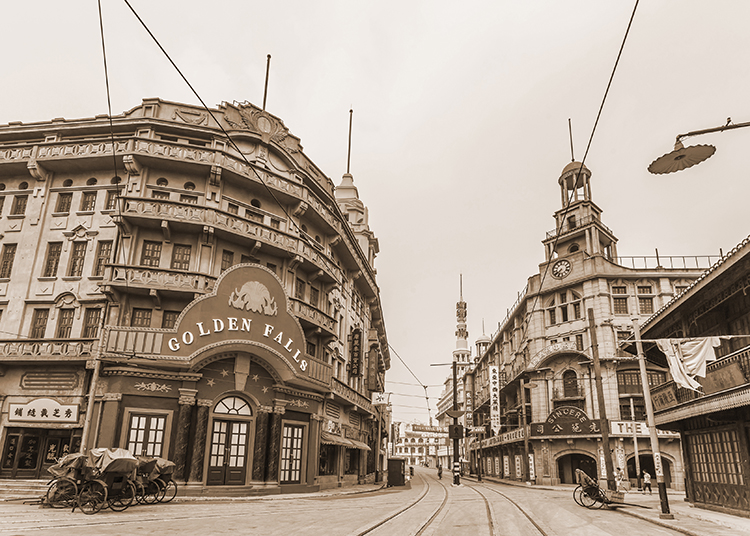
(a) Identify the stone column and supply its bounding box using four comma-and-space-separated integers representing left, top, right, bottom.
97, 393, 122, 447
252, 406, 271, 481
173, 388, 197, 482
188, 399, 212, 482
308, 414, 323, 485
266, 403, 285, 482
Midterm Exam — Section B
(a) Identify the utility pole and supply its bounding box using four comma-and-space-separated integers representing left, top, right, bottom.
588, 309, 615, 491
452, 359, 460, 485
520, 377, 531, 483
632, 317, 673, 519
630, 397, 642, 490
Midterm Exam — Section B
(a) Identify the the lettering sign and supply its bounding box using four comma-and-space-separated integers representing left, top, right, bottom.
515, 455, 522, 478
609, 421, 680, 438
531, 406, 597, 436
161, 265, 308, 375
464, 390, 473, 427
9, 398, 78, 423
489, 365, 501, 434
528, 453, 535, 480
412, 425, 449, 433
528, 340, 578, 370
350, 328, 362, 376
701, 361, 747, 395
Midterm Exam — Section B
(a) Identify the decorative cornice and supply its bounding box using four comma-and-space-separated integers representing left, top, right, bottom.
178, 388, 198, 406
273, 384, 325, 402
101, 366, 202, 382
102, 393, 122, 402
197, 399, 213, 407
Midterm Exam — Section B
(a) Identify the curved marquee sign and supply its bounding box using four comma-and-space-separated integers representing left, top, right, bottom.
163, 264, 309, 375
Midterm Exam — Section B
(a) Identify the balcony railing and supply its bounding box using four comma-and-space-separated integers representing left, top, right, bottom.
613, 255, 720, 270
551, 379, 586, 400
119, 198, 341, 283
289, 298, 336, 336
332, 377, 374, 414
0, 339, 98, 360
546, 215, 614, 240
103, 264, 216, 294
651, 345, 750, 414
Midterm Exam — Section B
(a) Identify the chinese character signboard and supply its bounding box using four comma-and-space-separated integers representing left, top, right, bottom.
489, 365, 501, 434
350, 328, 362, 376
9, 398, 79, 423
531, 406, 598, 437
651, 384, 678, 412
464, 390, 473, 427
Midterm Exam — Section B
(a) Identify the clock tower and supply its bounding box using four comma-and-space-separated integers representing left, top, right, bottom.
542, 161, 619, 276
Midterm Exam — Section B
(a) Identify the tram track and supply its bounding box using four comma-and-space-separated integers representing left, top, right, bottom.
469, 481, 551, 536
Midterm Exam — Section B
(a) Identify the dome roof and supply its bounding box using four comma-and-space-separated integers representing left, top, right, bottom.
561, 161, 590, 176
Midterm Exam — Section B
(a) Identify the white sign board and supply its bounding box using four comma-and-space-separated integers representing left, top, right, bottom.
489, 365, 501, 434
9, 398, 78, 423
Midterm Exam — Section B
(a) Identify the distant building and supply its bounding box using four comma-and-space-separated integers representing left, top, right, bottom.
636, 235, 750, 516
469, 162, 718, 489
0, 98, 390, 494
392, 422, 448, 467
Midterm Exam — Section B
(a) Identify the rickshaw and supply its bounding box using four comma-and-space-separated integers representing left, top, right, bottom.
573, 469, 624, 509
75, 448, 139, 514
45, 452, 88, 508
134, 456, 177, 504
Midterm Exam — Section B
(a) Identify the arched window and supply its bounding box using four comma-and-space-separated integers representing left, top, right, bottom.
86, 178, 98, 186
563, 370, 579, 398
213, 396, 252, 416
156, 177, 168, 187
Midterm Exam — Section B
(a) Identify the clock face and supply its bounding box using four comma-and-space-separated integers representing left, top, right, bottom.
552, 259, 572, 279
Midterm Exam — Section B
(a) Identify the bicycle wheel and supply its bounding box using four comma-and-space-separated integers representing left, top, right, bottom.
108, 481, 136, 512
47, 478, 78, 508
142, 479, 161, 504
77, 480, 107, 515
573, 485, 584, 507
157, 479, 177, 503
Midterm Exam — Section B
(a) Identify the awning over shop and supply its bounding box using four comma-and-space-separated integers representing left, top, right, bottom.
321, 431, 354, 447
348, 439, 372, 451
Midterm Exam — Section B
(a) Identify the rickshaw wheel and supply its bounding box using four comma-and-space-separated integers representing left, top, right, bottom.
157, 479, 177, 503
78, 480, 107, 515
47, 478, 78, 508
142, 480, 161, 504
579, 487, 599, 508
573, 485, 584, 507
134, 481, 147, 504
108, 481, 136, 512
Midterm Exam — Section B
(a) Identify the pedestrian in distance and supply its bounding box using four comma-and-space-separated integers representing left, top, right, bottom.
615, 467, 625, 491
642, 471, 652, 494
437, 464, 442, 479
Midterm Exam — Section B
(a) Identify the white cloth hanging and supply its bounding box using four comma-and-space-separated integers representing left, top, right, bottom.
655, 337, 722, 391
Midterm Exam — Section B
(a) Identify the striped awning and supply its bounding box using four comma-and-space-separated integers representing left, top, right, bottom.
348, 439, 372, 451
321, 431, 354, 447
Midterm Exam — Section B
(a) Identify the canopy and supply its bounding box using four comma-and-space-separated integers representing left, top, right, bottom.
348, 439, 371, 451
88, 448, 138, 475
320, 431, 354, 448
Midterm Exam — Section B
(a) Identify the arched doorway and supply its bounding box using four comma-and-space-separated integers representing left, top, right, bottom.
627, 454, 672, 488
207, 395, 255, 486
557, 453, 597, 484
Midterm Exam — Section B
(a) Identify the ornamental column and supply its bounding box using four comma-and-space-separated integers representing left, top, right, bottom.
188, 399, 212, 482
266, 401, 286, 482
308, 414, 323, 485
173, 388, 197, 482
252, 406, 271, 481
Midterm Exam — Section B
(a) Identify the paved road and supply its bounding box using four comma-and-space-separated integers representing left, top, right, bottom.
0, 469, 720, 536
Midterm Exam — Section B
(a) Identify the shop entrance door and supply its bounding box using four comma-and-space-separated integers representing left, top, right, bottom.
1, 428, 81, 479
207, 420, 249, 485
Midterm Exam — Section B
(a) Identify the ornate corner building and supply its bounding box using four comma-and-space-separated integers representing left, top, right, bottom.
468, 161, 721, 490
0, 98, 390, 495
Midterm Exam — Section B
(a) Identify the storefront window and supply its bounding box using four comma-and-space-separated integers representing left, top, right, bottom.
280, 424, 304, 484
127, 414, 166, 457
344, 448, 359, 475
319, 443, 338, 475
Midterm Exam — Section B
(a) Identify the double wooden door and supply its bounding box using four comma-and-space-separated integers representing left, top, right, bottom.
207, 420, 250, 485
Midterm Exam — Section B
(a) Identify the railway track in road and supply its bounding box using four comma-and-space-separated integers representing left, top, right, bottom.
352, 471, 551, 536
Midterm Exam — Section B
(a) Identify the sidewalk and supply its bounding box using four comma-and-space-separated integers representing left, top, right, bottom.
473, 475, 750, 536
170, 481, 390, 503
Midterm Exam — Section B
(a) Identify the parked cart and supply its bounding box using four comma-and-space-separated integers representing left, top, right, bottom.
45, 453, 88, 508
573, 469, 624, 509
75, 448, 138, 515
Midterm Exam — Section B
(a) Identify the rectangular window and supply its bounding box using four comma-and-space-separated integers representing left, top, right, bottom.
30, 309, 49, 338
221, 250, 234, 272
576, 334, 584, 351
170, 244, 191, 271
151, 190, 170, 200
309, 286, 319, 308
639, 297, 654, 315
227, 203, 239, 215
131, 308, 152, 328
93, 241, 112, 277
344, 447, 359, 475
55, 193, 72, 213
637, 286, 652, 295
43, 242, 63, 277
68, 242, 87, 277
0, 244, 16, 278
140, 241, 162, 267
559, 291, 567, 303
319, 443, 338, 476
105, 190, 118, 210
56, 309, 75, 338
82, 308, 101, 338
560, 305, 569, 322
306, 341, 316, 357
549, 309, 556, 325
0, 196, 5, 216
613, 297, 629, 315
161, 311, 180, 329
127, 414, 166, 457
11, 195, 28, 215
280, 424, 305, 484
270, 219, 281, 230
572, 302, 581, 319
295, 278, 306, 301
612, 286, 627, 294
80, 191, 97, 212
180, 194, 198, 204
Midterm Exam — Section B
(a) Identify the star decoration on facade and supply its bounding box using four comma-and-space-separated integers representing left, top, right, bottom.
252, 374, 259, 382
262, 386, 269, 393
221, 369, 229, 377
206, 378, 216, 387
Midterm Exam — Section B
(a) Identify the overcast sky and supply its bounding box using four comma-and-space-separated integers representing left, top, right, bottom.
3, 1, 750, 424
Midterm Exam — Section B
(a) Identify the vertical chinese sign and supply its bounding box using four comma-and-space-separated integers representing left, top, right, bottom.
489, 365, 501, 435
350, 328, 362, 376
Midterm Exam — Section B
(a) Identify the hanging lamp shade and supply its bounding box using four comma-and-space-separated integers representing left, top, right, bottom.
648, 140, 716, 174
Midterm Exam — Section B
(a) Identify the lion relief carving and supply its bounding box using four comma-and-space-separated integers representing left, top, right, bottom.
228, 281, 278, 316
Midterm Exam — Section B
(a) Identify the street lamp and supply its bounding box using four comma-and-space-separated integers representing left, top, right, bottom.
648, 118, 750, 174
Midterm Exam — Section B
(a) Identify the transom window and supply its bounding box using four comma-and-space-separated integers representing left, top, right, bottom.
214, 396, 252, 416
